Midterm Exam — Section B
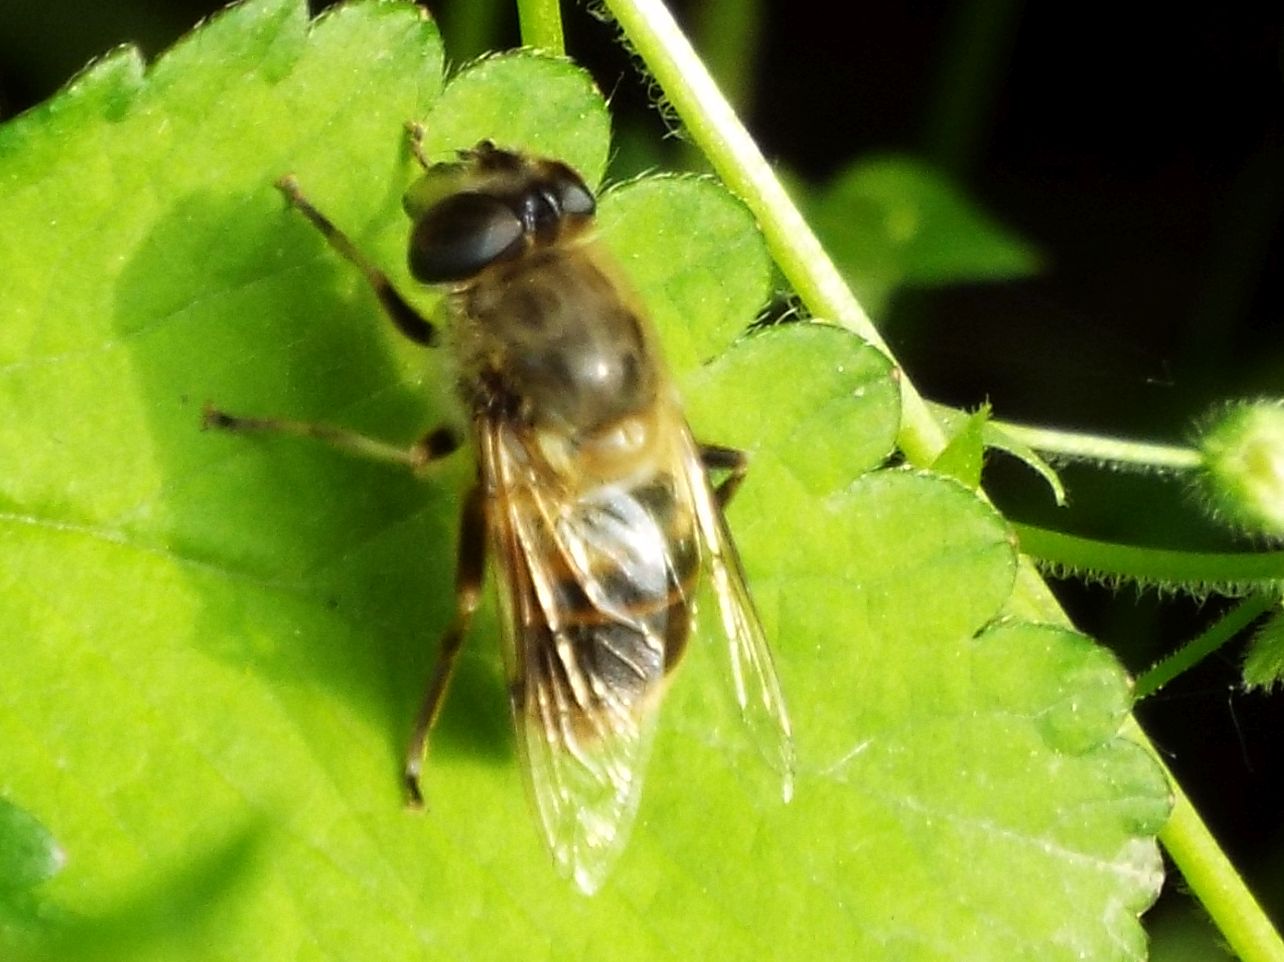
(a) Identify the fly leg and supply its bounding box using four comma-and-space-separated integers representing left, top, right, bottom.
202, 168, 459, 464
700, 443, 749, 508
275, 174, 437, 347
404, 482, 486, 808
207, 172, 457, 466
202, 407, 461, 476
204, 401, 470, 804
213, 167, 476, 806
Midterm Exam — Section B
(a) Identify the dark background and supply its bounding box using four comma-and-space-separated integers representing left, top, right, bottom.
3, 0, 1282, 940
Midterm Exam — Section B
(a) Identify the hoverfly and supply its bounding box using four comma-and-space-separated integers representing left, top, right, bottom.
205, 129, 794, 894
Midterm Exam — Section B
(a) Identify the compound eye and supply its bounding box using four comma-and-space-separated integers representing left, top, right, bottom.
408, 192, 524, 283
554, 174, 595, 217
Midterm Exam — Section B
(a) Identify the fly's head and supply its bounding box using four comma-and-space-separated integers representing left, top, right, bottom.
403, 141, 596, 286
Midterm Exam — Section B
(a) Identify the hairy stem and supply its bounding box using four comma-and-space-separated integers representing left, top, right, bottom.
1012, 522, 1284, 591
992, 418, 1203, 471
1135, 593, 1277, 697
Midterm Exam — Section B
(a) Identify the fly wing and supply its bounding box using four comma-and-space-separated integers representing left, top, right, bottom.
678, 426, 796, 801
480, 419, 692, 894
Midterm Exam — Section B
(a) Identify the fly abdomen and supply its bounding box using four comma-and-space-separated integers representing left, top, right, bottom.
519, 468, 701, 731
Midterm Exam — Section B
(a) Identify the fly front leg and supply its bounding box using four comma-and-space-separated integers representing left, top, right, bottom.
700, 443, 749, 508
276, 174, 438, 347
404, 482, 487, 808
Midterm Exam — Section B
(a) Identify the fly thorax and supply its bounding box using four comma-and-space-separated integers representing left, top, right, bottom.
464, 250, 659, 433
521, 332, 653, 429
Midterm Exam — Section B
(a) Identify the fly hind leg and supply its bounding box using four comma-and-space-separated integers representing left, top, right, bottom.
205, 402, 477, 806
404, 482, 487, 808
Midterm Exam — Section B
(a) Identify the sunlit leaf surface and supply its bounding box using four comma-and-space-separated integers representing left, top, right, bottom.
0, 2, 1167, 959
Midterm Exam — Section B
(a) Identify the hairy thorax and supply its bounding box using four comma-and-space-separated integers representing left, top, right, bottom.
453, 243, 661, 441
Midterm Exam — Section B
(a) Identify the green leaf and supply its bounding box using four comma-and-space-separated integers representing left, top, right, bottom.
930, 401, 1068, 505
597, 174, 775, 374
683, 321, 901, 492
931, 403, 989, 490
0, 2, 1167, 960
0, 799, 61, 958
807, 153, 1043, 315
1243, 606, 1284, 691
981, 422, 1069, 507
419, 49, 611, 185
0, 799, 63, 894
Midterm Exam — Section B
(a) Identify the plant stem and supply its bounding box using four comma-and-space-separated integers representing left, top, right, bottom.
1135, 593, 1278, 697
921, 0, 1023, 180
1011, 522, 1284, 591
435, 0, 507, 62
991, 418, 1203, 471
515, 0, 565, 55
1129, 715, 1284, 962
600, 0, 947, 467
